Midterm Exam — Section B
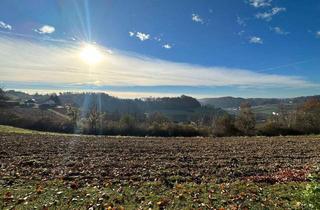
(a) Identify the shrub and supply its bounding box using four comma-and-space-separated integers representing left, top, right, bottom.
295, 98, 320, 134
212, 114, 237, 137
235, 102, 256, 136
258, 121, 301, 136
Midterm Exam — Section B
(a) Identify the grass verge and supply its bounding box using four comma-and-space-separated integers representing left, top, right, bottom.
0, 125, 36, 134
0, 180, 315, 210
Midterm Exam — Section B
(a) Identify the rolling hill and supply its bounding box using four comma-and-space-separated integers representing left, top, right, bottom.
199, 95, 320, 121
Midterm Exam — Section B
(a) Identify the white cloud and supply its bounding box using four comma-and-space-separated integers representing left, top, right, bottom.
192, 14, 204, 24
316, 31, 320, 38
135, 32, 150, 41
256, 7, 286, 21
249, 36, 263, 44
271, 7, 286, 14
247, 0, 272, 8
35, 25, 55, 34
236, 16, 246, 27
0, 35, 315, 89
270, 26, 289, 35
129, 31, 150, 41
0, 21, 12, 30
162, 44, 172, 49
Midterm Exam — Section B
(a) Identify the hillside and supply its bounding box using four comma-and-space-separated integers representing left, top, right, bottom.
199, 95, 320, 121
5, 90, 226, 123
199, 95, 320, 109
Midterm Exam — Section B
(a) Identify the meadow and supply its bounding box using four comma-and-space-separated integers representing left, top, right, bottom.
1, 126, 320, 209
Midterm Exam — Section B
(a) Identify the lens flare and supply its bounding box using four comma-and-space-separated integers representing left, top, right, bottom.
79, 43, 103, 65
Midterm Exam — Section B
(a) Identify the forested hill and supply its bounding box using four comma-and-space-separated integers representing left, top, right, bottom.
6, 90, 200, 109
199, 95, 320, 109
5, 90, 226, 122
58, 93, 201, 113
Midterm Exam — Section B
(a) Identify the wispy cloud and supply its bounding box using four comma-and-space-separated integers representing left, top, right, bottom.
0, 21, 12, 30
316, 31, 320, 38
249, 36, 263, 44
247, 0, 272, 8
162, 44, 172, 49
129, 31, 150, 41
154, 37, 161, 42
136, 32, 150, 41
238, 30, 245, 36
130, 32, 171, 49
192, 14, 204, 24
0, 35, 315, 89
256, 7, 286, 21
236, 16, 247, 27
270, 26, 289, 35
35, 25, 55, 34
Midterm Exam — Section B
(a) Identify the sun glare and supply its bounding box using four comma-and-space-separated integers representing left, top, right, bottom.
79, 43, 103, 65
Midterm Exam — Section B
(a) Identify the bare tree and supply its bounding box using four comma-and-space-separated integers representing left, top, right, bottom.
235, 102, 256, 136
87, 105, 105, 134
147, 112, 170, 125
66, 105, 80, 129
296, 98, 320, 134
212, 114, 236, 137
0, 87, 6, 101
120, 114, 135, 130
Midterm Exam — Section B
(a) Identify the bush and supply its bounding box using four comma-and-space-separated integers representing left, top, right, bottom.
30, 117, 74, 133
258, 122, 301, 136
212, 114, 237, 137
295, 99, 320, 134
235, 103, 256, 136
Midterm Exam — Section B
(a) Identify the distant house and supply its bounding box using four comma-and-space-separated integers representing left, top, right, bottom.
39, 99, 57, 109
23, 99, 37, 108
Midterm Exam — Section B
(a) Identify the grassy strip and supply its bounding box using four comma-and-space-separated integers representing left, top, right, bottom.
0, 125, 36, 134
0, 125, 77, 137
1, 180, 314, 210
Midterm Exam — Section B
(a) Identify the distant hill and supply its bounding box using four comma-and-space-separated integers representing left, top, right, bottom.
199, 95, 320, 109
199, 95, 320, 122
5, 90, 226, 123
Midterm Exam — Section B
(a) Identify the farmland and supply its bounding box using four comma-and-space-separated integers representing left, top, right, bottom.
1, 128, 320, 209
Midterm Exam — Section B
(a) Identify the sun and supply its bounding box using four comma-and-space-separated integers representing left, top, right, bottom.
79, 43, 103, 65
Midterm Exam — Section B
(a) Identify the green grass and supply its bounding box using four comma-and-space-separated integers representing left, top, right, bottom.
252, 104, 279, 115
227, 104, 295, 117
0, 125, 36, 134
0, 125, 71, 136
0, 180, 314, 210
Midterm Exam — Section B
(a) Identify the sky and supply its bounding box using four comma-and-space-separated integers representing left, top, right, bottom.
0, 0, 320, 99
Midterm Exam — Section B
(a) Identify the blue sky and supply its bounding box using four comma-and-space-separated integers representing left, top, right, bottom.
0, 0, 319, 98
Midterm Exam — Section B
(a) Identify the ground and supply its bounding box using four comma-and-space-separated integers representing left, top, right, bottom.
0, 125, 320, 209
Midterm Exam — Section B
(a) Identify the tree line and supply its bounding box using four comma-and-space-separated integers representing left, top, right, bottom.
1, 88, 320, 137
64, 98, 320, 137
212, 98, 320, 136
